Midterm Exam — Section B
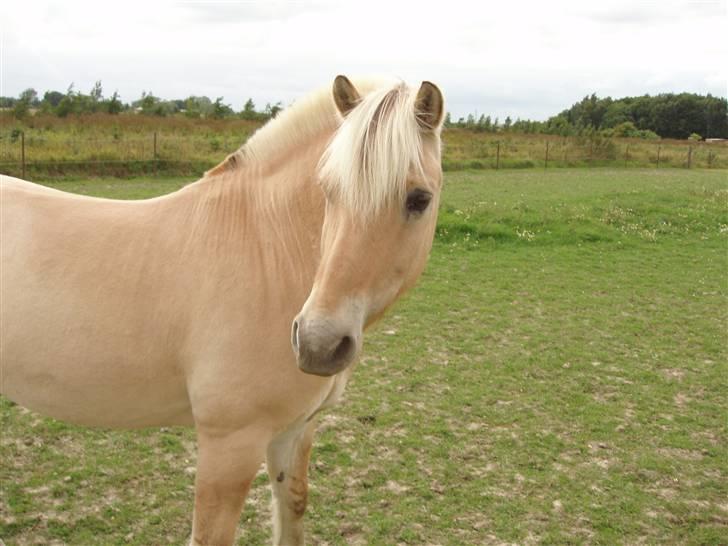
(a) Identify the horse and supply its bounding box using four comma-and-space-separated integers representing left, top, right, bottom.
0, 75, 445, 545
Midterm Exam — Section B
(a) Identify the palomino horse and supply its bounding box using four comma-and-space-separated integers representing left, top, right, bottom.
0, 76, 445, 545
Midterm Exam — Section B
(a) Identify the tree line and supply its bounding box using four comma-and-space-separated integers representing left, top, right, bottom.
1, 82, 282, 122
2, 82, 726, 140
447, 92, 727, 140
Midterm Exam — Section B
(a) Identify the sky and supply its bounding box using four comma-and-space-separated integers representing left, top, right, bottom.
2, 0, 726, 121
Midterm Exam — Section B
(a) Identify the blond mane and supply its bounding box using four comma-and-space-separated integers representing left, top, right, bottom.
319, 82, 428, 217
208, 77, 430, 217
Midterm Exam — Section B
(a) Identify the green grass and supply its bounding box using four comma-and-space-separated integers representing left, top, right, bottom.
1, 169, 726, 544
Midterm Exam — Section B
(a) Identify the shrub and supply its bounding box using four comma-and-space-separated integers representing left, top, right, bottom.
612, 121, 639, 138
638, 130, 660, 140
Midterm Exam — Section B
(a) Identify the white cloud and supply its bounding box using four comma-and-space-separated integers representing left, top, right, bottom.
1, 0, 725, 120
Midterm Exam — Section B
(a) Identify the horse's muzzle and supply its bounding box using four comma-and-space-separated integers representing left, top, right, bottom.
291, 314, 361, 376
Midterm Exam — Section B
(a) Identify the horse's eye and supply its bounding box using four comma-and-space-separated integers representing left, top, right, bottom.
406, 189, 432, 216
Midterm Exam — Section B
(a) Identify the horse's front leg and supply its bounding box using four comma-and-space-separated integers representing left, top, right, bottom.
190, 427, 267, 546
266, 419, 316, 546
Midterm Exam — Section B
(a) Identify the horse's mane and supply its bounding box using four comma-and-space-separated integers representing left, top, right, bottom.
207, 77, 429, 217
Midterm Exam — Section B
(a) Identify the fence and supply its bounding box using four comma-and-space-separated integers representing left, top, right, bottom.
0, 131, 245, 179
1, 130, 726, 179
440, 132, 727, 171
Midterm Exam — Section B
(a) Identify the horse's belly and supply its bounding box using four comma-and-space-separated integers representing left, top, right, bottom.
1, 347, 193, 428
1, 272, 193, 429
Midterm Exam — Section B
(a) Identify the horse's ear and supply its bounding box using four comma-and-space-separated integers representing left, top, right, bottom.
415, 81, 445, 131
333, 75, 361, 117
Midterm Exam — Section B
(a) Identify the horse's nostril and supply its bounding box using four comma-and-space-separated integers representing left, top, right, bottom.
291, 319, 300, 352
332, 335, 353, 362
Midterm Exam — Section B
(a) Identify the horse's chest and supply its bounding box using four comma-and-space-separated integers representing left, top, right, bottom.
304, 367, 354, 424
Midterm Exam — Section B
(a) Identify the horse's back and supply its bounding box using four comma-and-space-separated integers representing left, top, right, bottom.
0, 175, 193, 427
2, 174, 74, 196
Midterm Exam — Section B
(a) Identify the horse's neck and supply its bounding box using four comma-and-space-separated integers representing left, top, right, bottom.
174, 141, 328, 289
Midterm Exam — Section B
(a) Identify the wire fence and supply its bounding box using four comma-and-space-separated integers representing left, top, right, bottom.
0, 132, 246, 179
1, 131, 726, 179
441, 133, 728, 171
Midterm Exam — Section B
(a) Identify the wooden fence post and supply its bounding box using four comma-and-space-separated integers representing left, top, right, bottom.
687, 146, 692, 169
21, 131, 26, 179
656, 145, 661, 168
544, 140, 549, 169
153, 132, 158, 175
495, 141, 500, 170
624, 145, 629, 167
589, 141, 594, 166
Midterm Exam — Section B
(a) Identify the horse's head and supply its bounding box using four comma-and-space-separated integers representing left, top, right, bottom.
293, 76, 444, 376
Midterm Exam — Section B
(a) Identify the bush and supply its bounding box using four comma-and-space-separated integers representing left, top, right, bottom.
510, 159, 536, 169
688, 133, 702, 141
13, 100, 30, 120
612, 121, 639, 138
638, 130, 660, 140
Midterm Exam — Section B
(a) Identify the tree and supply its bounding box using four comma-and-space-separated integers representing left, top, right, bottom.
13, 88, 39, 119
135, 91, 176, 116
241, 98, 257, 120
211, 97, 234, 119
42, 90, 64, 108
465, 113, 476, 129
547, 92, 727, 139
602, 101, 632, 127
13, 99, 29, 120
140, 91, 157, 112
475, 114, 486, 132
20, 88, 39, 106
90, 81, 103, 103
264, 101, 283, 119
184, 96, 213, 118
55, 84, 81, 117
106, 91, 123, 114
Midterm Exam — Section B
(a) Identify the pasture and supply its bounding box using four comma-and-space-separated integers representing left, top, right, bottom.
1, 168, 726, 544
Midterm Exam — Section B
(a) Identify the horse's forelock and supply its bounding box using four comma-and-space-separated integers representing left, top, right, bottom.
319, 82, 425, 218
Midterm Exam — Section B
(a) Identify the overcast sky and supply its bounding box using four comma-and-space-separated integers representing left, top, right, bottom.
2, 0, 726, 120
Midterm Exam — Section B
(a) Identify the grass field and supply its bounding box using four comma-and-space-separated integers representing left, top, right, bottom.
1, 168, 726, 545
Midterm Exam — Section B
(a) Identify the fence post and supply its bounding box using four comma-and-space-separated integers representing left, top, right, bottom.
687, 146, 692, 169
624, 145, 629, 167
153, 132, 158, 175
21, 131, 26, 179
707, 150, 713, 168
656, 145, 661, 168
544, 140, 549, 169
589, 141, 594, 166
495, 141, 500, 170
